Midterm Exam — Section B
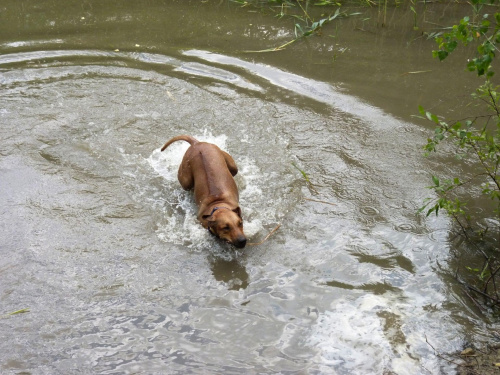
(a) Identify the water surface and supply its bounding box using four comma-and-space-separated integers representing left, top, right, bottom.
0, 1, 492, 374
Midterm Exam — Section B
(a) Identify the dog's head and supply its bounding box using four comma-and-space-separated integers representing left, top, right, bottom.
203, 206, 247, 248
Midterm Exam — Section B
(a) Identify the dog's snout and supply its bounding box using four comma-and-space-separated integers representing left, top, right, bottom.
235, 236, 247, 249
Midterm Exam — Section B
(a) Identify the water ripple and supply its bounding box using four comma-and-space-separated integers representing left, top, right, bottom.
0, 50, 263, 92
394, 222, 418, 233
360, 206, 380, 216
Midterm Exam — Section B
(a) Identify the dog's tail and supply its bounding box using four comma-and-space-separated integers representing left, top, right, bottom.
161, 135, 199, 152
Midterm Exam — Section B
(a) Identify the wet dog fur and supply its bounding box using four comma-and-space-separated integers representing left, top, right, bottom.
161, 135, 247, 248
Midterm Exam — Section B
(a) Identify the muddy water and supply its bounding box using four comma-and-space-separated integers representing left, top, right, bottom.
0, 1, 493, 374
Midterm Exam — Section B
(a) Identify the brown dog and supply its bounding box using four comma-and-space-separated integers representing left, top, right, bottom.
161, 135, 247, 248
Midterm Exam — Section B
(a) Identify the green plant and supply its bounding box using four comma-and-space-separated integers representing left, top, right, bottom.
433, 11, 500, 78
420, 0, 500, 308
418, 89, 500, 233
420, 0, 500, 229
230, 0, 361, 51
292, 162, 319, 193
249, 7, 352, 51
0, 308, 30, 319
409, 0, 417, 30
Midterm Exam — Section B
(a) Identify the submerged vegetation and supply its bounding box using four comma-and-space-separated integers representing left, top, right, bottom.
230, 0, 364, 51
0, 308, 30, 319
247, 8, 350, 52
230, 0, 425, 31
226, 0, 440, 52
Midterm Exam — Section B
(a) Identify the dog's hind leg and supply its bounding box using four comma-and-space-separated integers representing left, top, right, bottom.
177, 158, 194, 190
222, 151, 238, 177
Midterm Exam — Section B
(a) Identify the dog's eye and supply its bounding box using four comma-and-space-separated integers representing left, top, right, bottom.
222, 225, 230, 231
238, 222, 243, 227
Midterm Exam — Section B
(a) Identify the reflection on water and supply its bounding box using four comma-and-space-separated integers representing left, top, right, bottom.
0, 1, 491, 374
210, 257, 250, 291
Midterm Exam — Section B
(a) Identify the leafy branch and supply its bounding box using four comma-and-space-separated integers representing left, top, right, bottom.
420, 1, 500, 308
419, 89, 500, 227
433, 7, 500, 78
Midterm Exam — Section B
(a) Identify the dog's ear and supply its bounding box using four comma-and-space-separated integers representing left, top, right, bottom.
202, 214, 217, 235
232, 207, 242, 218
202, 214, 216, 223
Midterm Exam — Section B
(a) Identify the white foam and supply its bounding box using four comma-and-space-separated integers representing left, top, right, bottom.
148, 133, 228, 183
306, 293, 450, 374
307, 295, 393, 373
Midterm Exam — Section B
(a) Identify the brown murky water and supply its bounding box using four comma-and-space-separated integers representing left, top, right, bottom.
1, 1, 495, 374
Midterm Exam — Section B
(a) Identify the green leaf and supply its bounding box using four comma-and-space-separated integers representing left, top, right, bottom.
432, 175, 440, 187
466, 267, 480, 272
434, 50, 449, 61
426, 206, 439, 217
445, 40, 457, 53
425, 111, 439, 124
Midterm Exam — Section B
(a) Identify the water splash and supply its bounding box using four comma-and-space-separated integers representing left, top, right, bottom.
147, 132, 269, 255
